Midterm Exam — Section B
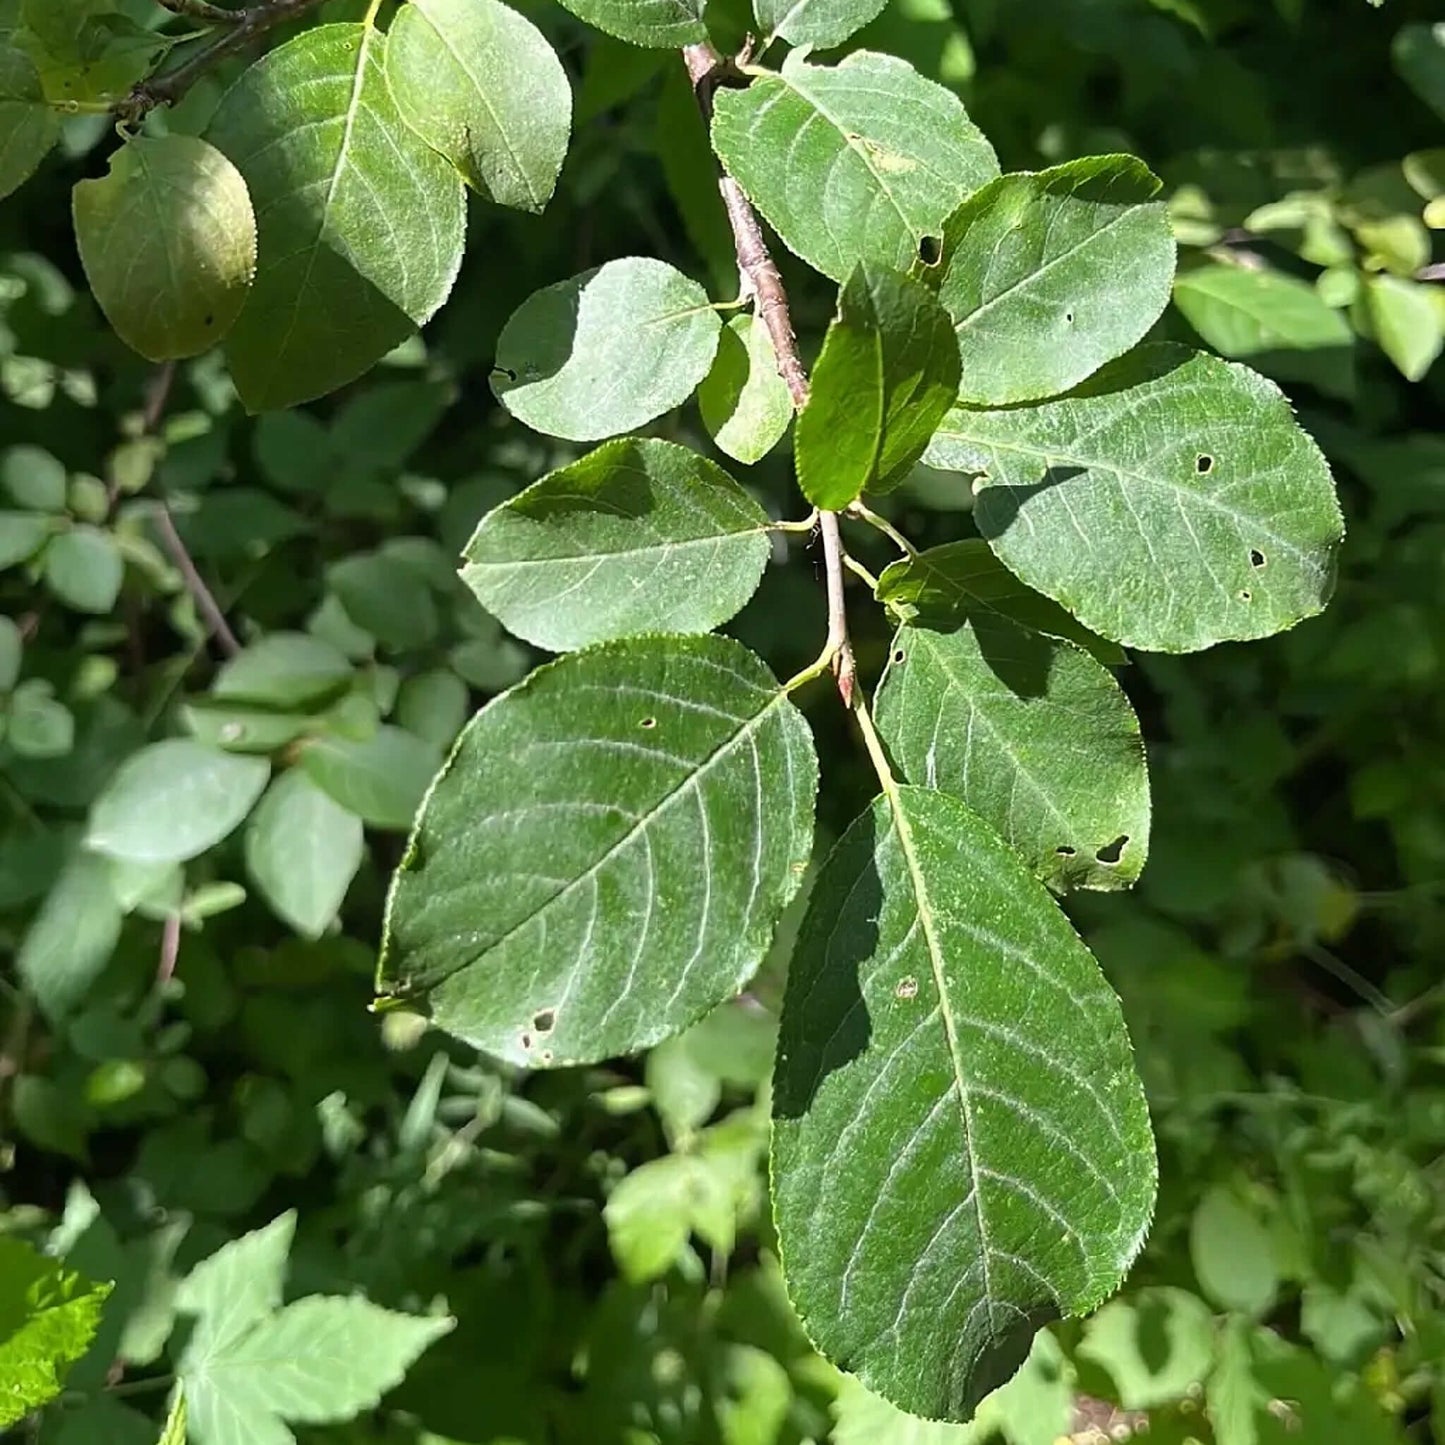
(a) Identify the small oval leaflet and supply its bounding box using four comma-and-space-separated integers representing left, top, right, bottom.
72, 135, 257, 363
696, 313, 794, 465
461, 437, 772, 652
926, 345, 1345, 653
493, 258, 723, 442
773, 785, 1155, 1421
379, 634, 818, 1068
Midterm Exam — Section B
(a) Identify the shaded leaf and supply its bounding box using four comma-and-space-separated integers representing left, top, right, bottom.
44, 525, 122, 613
696, 312, 794, 465
0, 41, 57, 201
461, 437, 771, 651
1190, 1188, 1278, 1317
213, 633, 353, 710
1363, 274, 1443, 382
16, 850, 123, 1021
1076, 1287, 1214, 1410
552, 0, 704, 47
0, 509, 51, 568
379, 634, 817, 1067
1395, 22, 1445, 121
298, 726, 440, 831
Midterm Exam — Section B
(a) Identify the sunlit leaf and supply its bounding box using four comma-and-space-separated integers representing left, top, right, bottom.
696, 312, 794, 465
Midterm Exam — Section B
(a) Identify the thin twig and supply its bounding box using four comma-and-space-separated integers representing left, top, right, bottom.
158, 911, 182, 987
847, 499, 916, 557
151, 501, 242, 656
155, 0, 244, 22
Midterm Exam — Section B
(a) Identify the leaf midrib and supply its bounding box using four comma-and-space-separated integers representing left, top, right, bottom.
470, 525, 767, 573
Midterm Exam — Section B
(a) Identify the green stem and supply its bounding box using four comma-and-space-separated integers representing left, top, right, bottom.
846, 499, 916, 557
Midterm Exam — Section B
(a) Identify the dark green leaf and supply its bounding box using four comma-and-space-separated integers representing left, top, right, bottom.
0, 41, 57, 202
772, 785, 1154, 1421
329, 551, 439, 650
16, 849, 123, 1021
461, 437, 771, 651
213, 633, 354, 710
1395, 23, 1445, 121
379, 634, 817, 1067
1, 444, 65, 511
43, 525, 122, 613
796, 262, 959, 508
0, 510, 51, 568
298, 725, 441, 831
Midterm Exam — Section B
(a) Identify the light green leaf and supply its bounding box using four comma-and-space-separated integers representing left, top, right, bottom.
927, 345, 1344, 653
379, 634, 817, 1068
696, 312, 794, 465
16, 849, 123, 1021
935, 155, 1175, 405
1363, 274, 1443, 382
1190, 1188, 1278, 1317
1395, 23, 1445, 121
772, 785, 1154, 1421
711, 51, 998, 283
0, 42, 56, 202
0, 613, 19, 691
9, 678, 74, 757
754, 0, 888, 49
182, 700, 312, 756
604, 1153, 732, 1282
395, 668, 470, 752
213, 633, 353, 710
551, 0, 704, 47
206, 24, 466, 411
1174, 262, 1356, 400
492, 257, 722, 441
86, 739, 270, 865
387, 0, 570, 213
329, 551, 438, 650
2, 444, 66, 511
0, 509, 51, 568
461, 437, 771, 651
873, 558, 1149, 893
796, 262, 959, 508
72, 135, 256, 363
0, 1235, 112, 1429
298, 725, 440, 831
159, 1388, 188, 1445
1076, 1287, 1214, 1409
245, 770, 364, 939
44, 525, 123, 613
176, 1213, 295, 1361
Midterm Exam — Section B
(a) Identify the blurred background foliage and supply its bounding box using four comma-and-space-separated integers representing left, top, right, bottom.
1, 0, 1444, 1441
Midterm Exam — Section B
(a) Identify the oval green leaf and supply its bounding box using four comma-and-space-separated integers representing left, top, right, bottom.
754, 0, 888, 50
298, 725, 441, 832
492, 257, 722, 441
773, 785, 1154, 1421
206, 23, 466, 411
711, 52, 998, 283
0, 43, 57, 201
43, 525, 121, 614
796, 262, 959, 509
72, 135, 257, 363
934, 155, 1175, 405
86, 739, 270, 865
387, 0, 571, 213
926, 345, 1345, 653
552, 0, 704, 46
697, 312, 794, 466
379, 634, 818, 1068
461, 437, 771, 651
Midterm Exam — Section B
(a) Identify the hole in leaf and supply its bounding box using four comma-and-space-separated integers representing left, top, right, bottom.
540, 1050, 553, 1065
639, 716, 657, 729
1064, 310, 1074, 324
203, 314, 215, 327
1196, 453, 1214, 475
918, 234, 943, 266
1095, 836, 1128, 865
1250, 548, 1266, 568
533, 1008, 556, 1034
520, 1032, 533, 1050
1055, 845, 1077, 857
1239, 589, 1252, 602
892, 649, 905, 665
896, 976, 919, 1000
493, 365, 517, 382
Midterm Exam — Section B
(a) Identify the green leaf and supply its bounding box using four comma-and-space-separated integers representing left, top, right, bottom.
1190, 1187, 1278, 1317
1363, 274, 1443, 382
772, 784, 1154, 1422
175, 1213, 294, 1362
0, 613, 19, 691
2, 444, 66, 511
86, 739, 271, 865
18, 1, 164, 105
1076, 1287, 1214, 1410
0, 42, 57, 202
159, 1388, 188, 1445
604, 1153, 733, 1282
796, 262, 959, 508
696, 312, 794, 466
44, 525, 122, 613
0, 1235, 112, 1429
461, 438, 771, 651
298, 725, 440, 831
72, 135, 256, 363
387, 0, 570, 213
205, 23, 466, 411
927, 345, 1344, 653
329, 551, 439, 650
551, 0, 704, 47
0, 509, 51, 568
492, 258, 722, 441
1394, 23, 1445, 121
9, 678, 74, 757
182, 699, 313, 756
395, 668, 470, 752
16, 849, 123, 1021
711, 52, 998, 283
873, 571, 1149, 893
1173, 262, 1356, 400
379, 634, 817, 1068
934, 155, 1175, 406
213, 633, 354, 710
245, 770, 364, 939
754, 0, 888, 50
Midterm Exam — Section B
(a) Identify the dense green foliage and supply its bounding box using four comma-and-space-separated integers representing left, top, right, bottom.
0, 1, 1443, 1443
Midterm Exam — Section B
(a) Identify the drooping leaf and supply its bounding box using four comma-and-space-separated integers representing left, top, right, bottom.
772, 785, 1154, 1421
72, 135, 257, 362
711, 51, 998, 283
795, 262, 959, 507
205, 23, 466, 411
0, 1235, 112, 1429
0, 41, 56, 201
1173, 262, 1356, 401
492, 258, 722, 441
379, 634, 817, 1067
551, 0, 704, 47
933, 155, 1175, 405
460, 437, 771, 651
926, 345, 1344, 653
696, 312, 794, 465
44, 525, 122, 613
1363, 274, 1443, 382
86, 739, 270, 865
387, 0, 571, 213
873, 565, 1149, 893
245, 770, 364, 939
297, 726, 440, 831
16, 850, 123, 1021
753, 0, 888, 50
